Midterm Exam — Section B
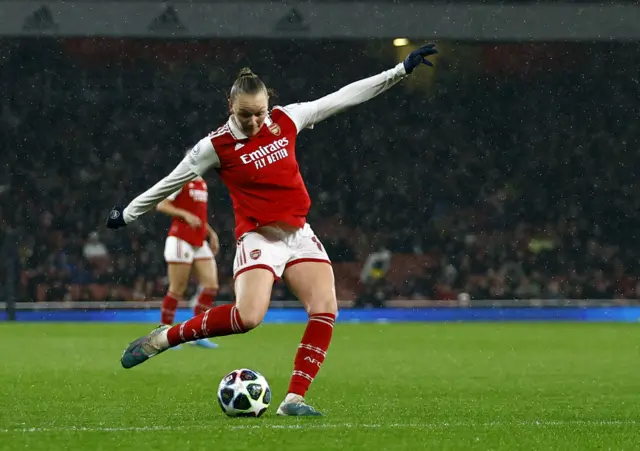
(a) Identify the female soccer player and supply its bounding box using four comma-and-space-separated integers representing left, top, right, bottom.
106, 44, 438, 416
156, 177, 220, 349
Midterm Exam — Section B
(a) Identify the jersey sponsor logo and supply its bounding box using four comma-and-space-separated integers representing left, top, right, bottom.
240, 137, 290, 170
239, 137, 289, 164
250, 249, 261, 260
189, 189, 208, 203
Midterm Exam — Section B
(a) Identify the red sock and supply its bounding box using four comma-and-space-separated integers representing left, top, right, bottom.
194, 288, 217, 316
288, 313, 336, 397
160, 292, 181, 325
166, 303, 247, 346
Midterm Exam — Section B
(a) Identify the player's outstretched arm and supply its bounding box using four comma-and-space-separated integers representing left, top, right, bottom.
281, 43, 437, 132
106, 137, 220, 229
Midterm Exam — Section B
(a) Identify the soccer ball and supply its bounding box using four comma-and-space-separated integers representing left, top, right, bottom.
217, 368, 271, 417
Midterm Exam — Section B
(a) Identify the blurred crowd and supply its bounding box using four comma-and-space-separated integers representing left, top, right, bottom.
1, 38, 639, 304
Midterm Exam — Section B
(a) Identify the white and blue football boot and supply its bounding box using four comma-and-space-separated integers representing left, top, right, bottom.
276, 394, 323, 417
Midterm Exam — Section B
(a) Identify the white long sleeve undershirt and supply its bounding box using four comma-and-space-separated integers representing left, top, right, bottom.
122, 62, 408, 224
123, 160, 199, 223
280, 62, 408, 132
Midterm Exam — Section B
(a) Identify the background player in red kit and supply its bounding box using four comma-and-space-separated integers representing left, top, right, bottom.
156, 176, 220, 349
107, 44, 438, 416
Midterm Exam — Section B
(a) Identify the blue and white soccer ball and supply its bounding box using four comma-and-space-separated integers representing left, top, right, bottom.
217, 368, 271, 417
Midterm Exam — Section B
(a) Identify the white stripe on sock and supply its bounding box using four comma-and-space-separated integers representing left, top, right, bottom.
298, 343, 327, 357
309, 317, 334, 328
292, 370, 314, 382
201, 309, 210, 335
230, 306, 239, 333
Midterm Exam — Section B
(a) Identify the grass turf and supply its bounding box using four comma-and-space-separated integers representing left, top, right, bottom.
0, 322, 639, 450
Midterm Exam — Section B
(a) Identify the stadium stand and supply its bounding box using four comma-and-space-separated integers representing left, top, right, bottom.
1, 38, 638, 304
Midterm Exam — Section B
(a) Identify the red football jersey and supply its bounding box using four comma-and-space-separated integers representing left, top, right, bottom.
167, 179, 208, 246
123, 63, 408, 231
208, 108, 311, 239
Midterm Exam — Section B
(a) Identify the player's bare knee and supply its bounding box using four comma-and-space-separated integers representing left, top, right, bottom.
235, 303, 266, 331
306, 297, 338, 316
200, 280, 219, 292
168, 283, 188, 297
237, 311, 263, 331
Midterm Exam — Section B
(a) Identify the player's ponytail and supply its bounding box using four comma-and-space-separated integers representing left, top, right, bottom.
230, 67, 268, 103
237, 67, 255, 78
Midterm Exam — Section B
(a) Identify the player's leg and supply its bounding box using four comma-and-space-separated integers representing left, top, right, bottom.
161, 237, 193, 326
190, 245, 220, 348
161, 263, 191, 325
120, 232, 284, 369
120, 268, 274, 369
173, 267, 272, 348
278, 227, 336, 416
192, 244, 219, 316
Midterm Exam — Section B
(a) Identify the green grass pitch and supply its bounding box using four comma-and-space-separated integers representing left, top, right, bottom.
0, 322, 639, 450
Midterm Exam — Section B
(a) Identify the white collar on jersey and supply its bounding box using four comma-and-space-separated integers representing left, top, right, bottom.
227, 114, 273, 141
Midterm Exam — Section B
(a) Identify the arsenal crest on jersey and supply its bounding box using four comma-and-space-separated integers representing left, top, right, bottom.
268, 123, 281, 136
250, 249, 262, 260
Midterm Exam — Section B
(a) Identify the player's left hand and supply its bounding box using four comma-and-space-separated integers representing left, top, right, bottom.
106, 205, 127, 229
209, 229, 220, 255
403, 43, 438, 74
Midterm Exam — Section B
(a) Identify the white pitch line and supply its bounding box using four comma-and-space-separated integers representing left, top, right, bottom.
229, 420, 640, 430
0, 420, 638, 434
0, 425, 204, 433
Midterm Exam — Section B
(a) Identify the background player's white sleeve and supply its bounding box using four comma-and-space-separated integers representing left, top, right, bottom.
123, 137, 220, 223
280, 63, 407, 132
166, 189, 181, 201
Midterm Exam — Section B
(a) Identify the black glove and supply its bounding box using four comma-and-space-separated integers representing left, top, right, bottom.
106, 205, 127, 229
403, 43, 438, 74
